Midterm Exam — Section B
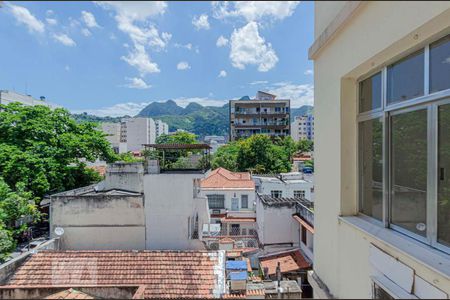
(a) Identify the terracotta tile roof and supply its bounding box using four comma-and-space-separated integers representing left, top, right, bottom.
222, 293, 246, 299
45, 288, 94, 299
259, 250, 310, 276
246, 289, 265, 297
6, 250, 224, 299
200, 168, 255, 189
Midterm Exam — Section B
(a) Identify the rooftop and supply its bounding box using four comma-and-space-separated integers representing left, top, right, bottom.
143, 143, 211, 150
44, 288, 94, 299
200, 168, 255, 190
4, 250, 225, 299
259, 249, 311, 276
258, 194, 314, 209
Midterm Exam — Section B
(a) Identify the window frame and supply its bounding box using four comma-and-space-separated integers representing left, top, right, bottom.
241, 194, 249, 209
357, 34, 450, 254
206, 194, 225, 209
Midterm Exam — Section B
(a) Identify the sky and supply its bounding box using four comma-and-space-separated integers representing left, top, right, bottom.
0, 1, 314, 116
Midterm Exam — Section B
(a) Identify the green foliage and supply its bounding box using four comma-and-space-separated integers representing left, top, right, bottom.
296, 139, 314, 153
155, 131, 198, 144
0, 103, 117, 198
116, 152, 144, 163
213, 135, 292, 173
71, 112, 127, 124
0, 178, 40, 262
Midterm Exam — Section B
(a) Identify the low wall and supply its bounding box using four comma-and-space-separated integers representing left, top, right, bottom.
0, 286, 140, 299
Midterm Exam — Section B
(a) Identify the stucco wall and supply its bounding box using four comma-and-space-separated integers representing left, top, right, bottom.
144, 173, 208, 250
313, 1, 450, 298
257, 179, 313, 200
50, 195, 145, 250
200, 189, 256, 212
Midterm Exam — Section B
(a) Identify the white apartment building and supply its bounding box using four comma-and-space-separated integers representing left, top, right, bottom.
155, 119, 169, 137
0, 90, 59, 108
119, 117, 156, 153
291, 115, 315, 141
252, 172, 313, 201
101, 122, 120, 153
310, 1, 450, 299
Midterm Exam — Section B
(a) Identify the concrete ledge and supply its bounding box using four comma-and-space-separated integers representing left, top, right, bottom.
307, 270, 334, 299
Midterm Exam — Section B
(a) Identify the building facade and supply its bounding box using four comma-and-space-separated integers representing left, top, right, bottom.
119, 117, 156, 153
310, 1, 450, 299
0, 90, 59, 108
291, 115, 315, 141
101, 122, 121, 153
229, 91, 291, 141
253, 172, 313, 201
154, 119, 169, 138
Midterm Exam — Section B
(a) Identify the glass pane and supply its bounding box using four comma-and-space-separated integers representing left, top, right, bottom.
391, 109, 427, 236
430, 35, 450, 93
359, 118, 383, 220
387, 50, 424, 104
359, 72, 382, 113
438, 104, 450, 247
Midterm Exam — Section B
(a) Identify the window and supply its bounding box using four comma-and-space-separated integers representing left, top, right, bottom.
294, 190, 306, 198
438, 104, 450, 247
359, 72, 382, 113
271, 190, 282, 198
207, 194, 225, 209
430, 35, 450, 93
359, 118, 383, 221
372, 283, 395, 300
357, 34, 450, 254
387, 50, 424, 104
241, 195, 248, 209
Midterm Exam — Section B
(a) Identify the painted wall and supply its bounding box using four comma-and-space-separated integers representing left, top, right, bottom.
256, 200, 299, 247
144, 172, 209, 250
200, 188, 256, 213
254, 177, 313, 200
50, 195, 146, 250
122, 117, 155, 152
313, 1, 450, 298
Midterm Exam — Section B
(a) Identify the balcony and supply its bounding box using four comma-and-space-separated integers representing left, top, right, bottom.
296, 199, 314, 226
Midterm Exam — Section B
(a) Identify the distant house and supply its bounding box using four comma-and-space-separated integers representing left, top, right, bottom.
253, 172, 313, 200
200, 167, 258, 249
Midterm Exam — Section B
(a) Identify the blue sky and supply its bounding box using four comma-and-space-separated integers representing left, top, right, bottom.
0, 1, 314, 116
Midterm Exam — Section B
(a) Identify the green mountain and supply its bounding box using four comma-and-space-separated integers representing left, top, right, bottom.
72, 101, 314, 138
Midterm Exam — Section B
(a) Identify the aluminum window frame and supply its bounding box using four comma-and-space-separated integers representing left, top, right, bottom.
357, 34, 450, 255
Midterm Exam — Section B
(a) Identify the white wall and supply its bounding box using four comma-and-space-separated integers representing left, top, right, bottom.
200, 188, 256, 213
101, 123, 120, 149
121, 117, 156, 153
313, 1, 450, 298
144, 172, 209, 250
256, 200, 299, 247
255, 177, 313, 200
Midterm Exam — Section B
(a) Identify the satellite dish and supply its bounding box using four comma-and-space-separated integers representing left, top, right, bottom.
54, 227, 65, 236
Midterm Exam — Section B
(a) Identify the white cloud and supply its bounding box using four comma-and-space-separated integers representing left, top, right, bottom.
218, 70, 227, 78
46, 10, 54, 16
96, 1, 169, 74
444, 57, 450, 64
304, 69, 313, 75
177, 61, 191, 70
268, 82, 314, 107
73, 102, 150, 117
249, 80, 268, 85
216, 35, 229, 47
81, 11, 99, 28
192, 14, 210, 30
110, 33, 117, 40
121, 44, 160, 74
174, 42, 200, 53
8, 3, 45, 33
123, 77, 151, 89
46, 18, 57, 25
230, 22, 278, 72
171, 97, 227, 107
212, 1, 299, 22
53, 33, 76, 46
81, 28, 92, 37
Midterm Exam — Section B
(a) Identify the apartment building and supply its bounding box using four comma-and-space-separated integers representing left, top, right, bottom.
229, 91, 290, 141
291, 115, 315, 141
200, 168, 257, 249
0, 90, 59, 108
253, 172, 313, 201
310, 1, 450, 298
154, 119, 169, 137
119, 117, 156, 153
101, 122, 120, 153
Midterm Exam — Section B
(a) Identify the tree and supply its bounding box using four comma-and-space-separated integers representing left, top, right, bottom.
155, 131, 197, 144
296, 139, 314, 153
213, 135, 292, 174
0, 103, 117, 198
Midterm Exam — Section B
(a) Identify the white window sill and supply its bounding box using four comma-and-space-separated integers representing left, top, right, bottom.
338, 215, 450, 280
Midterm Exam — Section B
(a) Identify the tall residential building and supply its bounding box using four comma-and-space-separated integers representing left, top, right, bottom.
101, 122, 120, 153
119, 117, 156, 153
291, 115, 315, 141
155, 119, 169, 138
310, 1, 450, 299
229, 91, 290, 141
0, 90, 59, 108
